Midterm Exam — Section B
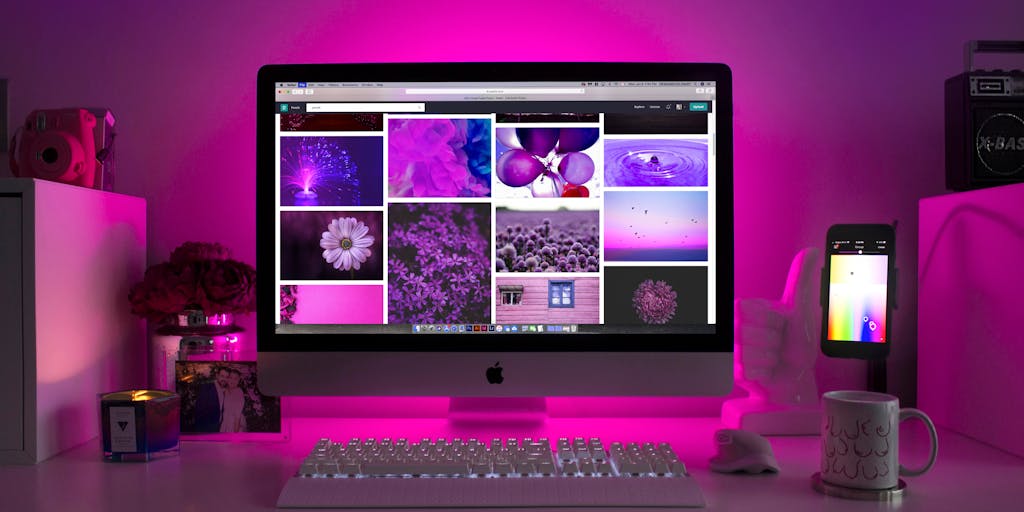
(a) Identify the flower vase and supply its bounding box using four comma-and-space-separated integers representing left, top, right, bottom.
148, 309, 242, 390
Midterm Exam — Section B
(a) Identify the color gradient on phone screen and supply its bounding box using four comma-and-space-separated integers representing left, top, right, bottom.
827, 254, 887, 342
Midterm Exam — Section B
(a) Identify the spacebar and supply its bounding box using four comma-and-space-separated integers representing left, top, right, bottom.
277, 477, 707, 508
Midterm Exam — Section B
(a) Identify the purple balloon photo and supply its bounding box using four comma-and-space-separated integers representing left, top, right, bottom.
556, 128, 599, 153
495, 128, 521, 150
496, 149, 546, 187
494, 126, 602, 197
558, 152, 595, 185
516, 128, 560, 157
530, 170, 565, 197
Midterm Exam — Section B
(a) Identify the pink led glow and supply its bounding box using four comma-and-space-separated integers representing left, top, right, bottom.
10, 0, 1021, 415
291, 167, 318, 195
283, 396, 725, 419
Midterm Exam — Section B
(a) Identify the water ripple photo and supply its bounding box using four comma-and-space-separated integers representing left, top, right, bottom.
605, 139, 708, 187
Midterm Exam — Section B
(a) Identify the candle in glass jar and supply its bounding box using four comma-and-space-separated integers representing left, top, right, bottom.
100, 389, 180, 461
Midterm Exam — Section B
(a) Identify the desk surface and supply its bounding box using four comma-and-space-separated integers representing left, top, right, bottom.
3, 417, 1022, 511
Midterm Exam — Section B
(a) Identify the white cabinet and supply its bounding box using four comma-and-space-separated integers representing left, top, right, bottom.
0, 178, 146, 464
918, 183, 1024, 459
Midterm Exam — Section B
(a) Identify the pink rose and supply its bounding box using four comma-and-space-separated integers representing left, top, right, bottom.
201, 260, 256, 314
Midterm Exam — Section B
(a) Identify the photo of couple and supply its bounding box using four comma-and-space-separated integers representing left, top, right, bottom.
175, 361, 281, 434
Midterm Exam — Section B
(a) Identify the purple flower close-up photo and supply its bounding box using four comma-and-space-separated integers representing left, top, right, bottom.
320, 217, 375, 271
604, 266, 707, 326
388, 203, 491, 324
632, 279, 678, 324
280, 210, 383, 281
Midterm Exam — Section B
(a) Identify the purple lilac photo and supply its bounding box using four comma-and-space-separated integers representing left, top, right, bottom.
388, 118, 491, 198
495, 208, 600, 272
388, 203, 491, 324
604, 139, 708, 187
280, 211, 383, 280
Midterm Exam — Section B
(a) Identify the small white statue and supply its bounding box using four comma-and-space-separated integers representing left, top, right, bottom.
721, 247, 823, 435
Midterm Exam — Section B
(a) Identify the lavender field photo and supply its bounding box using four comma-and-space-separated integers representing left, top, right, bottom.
495, 206, 600, 273
387, 203, 491, 324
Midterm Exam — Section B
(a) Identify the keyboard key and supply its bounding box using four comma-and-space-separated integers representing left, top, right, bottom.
537, 461, 557, 476
362, 462, 470, 477
618, 461, 654, 476
493, 462, 513, 475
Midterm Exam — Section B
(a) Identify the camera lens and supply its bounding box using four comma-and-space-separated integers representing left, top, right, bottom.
41, 147, 59, 164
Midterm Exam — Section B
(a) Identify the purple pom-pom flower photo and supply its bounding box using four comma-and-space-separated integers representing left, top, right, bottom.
632, 279, 678, 324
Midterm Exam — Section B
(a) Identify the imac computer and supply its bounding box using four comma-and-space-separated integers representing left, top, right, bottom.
257, 63, 733, 404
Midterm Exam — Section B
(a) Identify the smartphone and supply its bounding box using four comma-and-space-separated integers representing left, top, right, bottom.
821, 224, 896, 359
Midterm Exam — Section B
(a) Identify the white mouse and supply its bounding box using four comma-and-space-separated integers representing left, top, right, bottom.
709, 429, 780, 474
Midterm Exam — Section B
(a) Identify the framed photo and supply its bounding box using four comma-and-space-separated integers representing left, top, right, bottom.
175, 361, 281, 434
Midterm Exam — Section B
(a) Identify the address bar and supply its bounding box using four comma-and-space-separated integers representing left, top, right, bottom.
305, 103, 425, 113
404, 88, 586, 95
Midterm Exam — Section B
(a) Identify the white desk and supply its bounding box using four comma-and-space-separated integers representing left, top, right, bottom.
3, 417, 1022, 511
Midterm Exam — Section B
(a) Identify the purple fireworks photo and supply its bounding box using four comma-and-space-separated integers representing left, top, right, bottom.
388, 203, 491, 324
388, 118, 491, 198
604, 139, 708, 187
495, 207, 600, 272
279, 136, 383, 206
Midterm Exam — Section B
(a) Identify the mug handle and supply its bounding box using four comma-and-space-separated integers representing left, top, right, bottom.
898, 408, 938, 476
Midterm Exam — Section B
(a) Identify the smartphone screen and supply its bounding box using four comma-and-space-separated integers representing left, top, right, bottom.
826, 238, 890, 343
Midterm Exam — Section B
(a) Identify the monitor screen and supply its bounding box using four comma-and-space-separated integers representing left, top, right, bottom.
257, 63, 733, 398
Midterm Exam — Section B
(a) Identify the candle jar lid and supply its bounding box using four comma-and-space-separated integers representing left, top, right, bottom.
102, 389, 177, 402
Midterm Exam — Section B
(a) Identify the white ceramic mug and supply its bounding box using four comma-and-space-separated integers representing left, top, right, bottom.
820, 390, 938, 490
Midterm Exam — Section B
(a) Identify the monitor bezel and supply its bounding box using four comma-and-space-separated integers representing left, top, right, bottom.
257, 62, 733, 353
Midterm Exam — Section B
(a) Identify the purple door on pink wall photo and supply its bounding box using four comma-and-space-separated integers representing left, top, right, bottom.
495, 277, 599, 324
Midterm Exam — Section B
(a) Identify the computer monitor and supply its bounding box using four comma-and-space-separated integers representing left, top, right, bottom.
257, 63, 733, 401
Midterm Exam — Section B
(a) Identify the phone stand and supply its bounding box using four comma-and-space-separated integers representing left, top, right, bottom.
721, 247, 822, 435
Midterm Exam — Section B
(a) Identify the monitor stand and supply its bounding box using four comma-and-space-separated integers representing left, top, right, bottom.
447, 397, 547, 426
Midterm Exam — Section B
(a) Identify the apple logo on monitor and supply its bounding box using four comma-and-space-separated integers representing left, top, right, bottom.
486, 362, 504, 384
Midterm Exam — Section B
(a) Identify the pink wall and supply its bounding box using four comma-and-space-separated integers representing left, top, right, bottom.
3, 0, 1023, 409
496, 277, 600, 324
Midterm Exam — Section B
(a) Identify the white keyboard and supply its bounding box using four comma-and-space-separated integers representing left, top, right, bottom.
277, 436, 706, 508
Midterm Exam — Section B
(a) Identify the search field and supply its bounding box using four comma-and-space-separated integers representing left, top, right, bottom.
404, 88, 586, 95
305, 103, 425, 112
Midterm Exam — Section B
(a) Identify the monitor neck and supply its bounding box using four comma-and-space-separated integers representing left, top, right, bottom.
447, 397, 548, 427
